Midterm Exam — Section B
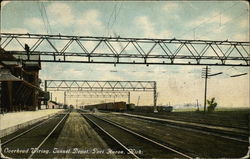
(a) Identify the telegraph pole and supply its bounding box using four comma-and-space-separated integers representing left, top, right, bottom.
196, 99, 199, 111
153, 81, 158, 113
128, 92, 130, 104
202, 66, 222, 112
137, 96, 140, 106
202, 66, 210, 112
204, 66, 208, 112
64, 91, 66, 106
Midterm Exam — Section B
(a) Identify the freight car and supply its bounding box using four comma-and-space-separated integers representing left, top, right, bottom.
134, 106, 173, 113
126, 103, 135, 111
84, 102, 135, 112
161, 106, 173, 112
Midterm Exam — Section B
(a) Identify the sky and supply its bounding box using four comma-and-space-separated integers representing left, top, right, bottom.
1, 0, 249, 108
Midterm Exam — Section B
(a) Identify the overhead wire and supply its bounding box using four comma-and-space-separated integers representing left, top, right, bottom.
110, 2, 122, 31
196, 9, 249, 40
106, 3, 118, 36
178, 2, 239, 39
41, 2, 52, 34
37, 2, 47, 34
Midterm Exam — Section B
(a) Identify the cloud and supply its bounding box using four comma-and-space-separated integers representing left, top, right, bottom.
28, 17, 44, 27
134, 16, 155, 37
2, 28, 29, 33
75, 9, 104, 35
187, 11, 231, 28
46, 2, 104, 36
232, 34, 249, 41
162, 2, 179, 13
47, 2, 75, 26
77, 9, 101, 27
134, 16, 172, 38
23, 17, 47, 34
240, 19, 248, 28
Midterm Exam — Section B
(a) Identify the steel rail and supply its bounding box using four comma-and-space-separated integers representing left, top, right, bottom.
120, 113, 249, 143
87, 114, 193, 159
27, 111, 70, 159
82, 114, 140, 159
1, 113, 61, 146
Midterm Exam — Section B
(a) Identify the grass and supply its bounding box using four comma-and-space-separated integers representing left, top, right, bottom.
100, 113, 249, 158
131, 107, 250, 129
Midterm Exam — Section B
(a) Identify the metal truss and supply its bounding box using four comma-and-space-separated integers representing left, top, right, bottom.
1, 33, 249, 66
45, 80, 155, 91
45, 80, 156, 107
65, 90, 129, 98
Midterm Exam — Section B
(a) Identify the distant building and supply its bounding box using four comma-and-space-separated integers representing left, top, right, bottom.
47, 101, 61, 109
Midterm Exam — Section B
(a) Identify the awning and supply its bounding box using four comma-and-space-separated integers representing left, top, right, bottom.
0, 69, 41, 90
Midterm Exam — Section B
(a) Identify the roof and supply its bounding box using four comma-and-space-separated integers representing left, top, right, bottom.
0, 50, 40, 68
0, 69, 41, 90
0, 69, 22, 81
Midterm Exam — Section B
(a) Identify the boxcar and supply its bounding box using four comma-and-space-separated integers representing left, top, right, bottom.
114, 102, 127, 111
84, 102, 127, 111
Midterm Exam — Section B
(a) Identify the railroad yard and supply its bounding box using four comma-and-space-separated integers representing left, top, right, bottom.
1, 1, 250, 159
1, 108, 249, 158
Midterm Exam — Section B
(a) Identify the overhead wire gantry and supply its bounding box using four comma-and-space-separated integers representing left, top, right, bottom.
65, 90, 131, 104
0, 33, 249, 66
44, 80, 157, 111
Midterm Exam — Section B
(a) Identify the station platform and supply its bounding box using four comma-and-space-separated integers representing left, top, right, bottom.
0, 109, 63, 130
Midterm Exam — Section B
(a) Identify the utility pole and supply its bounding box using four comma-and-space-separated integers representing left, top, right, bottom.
76, 98, 78, 108
202, 66, 210, 112
50, 92, 52, 101
202, 66, 222, 113
64, 91, 66, 106
44, 80, 48, 109
137, 96, 140, 106
204, 68, 208, 112
196, 99, 199, 111
153, 81, 158, 113
128, 92, 130, 104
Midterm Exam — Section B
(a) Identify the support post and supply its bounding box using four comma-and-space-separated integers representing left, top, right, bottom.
44, 80, 48, 109
196, 99, 199, 111
64, 91, 66, 107
128, 92, 130, 104
153, 81, 158, 113
204, 66, 208, 112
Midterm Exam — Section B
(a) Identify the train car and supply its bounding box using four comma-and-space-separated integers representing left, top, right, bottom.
161, 106, 173, 112
105, 102, 112, 110
126, 103, 135, 111
84, 102, 127, 112
114, 102, 127, 111
96, 103, 105, 110
84, 105, 95, 110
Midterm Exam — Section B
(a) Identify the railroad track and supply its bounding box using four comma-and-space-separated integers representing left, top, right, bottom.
82, 113, 193, 159
0, 111, 70, 159
118, 113, 249, 143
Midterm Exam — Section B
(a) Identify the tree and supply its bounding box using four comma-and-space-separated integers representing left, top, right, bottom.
207, 97, 217, 112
